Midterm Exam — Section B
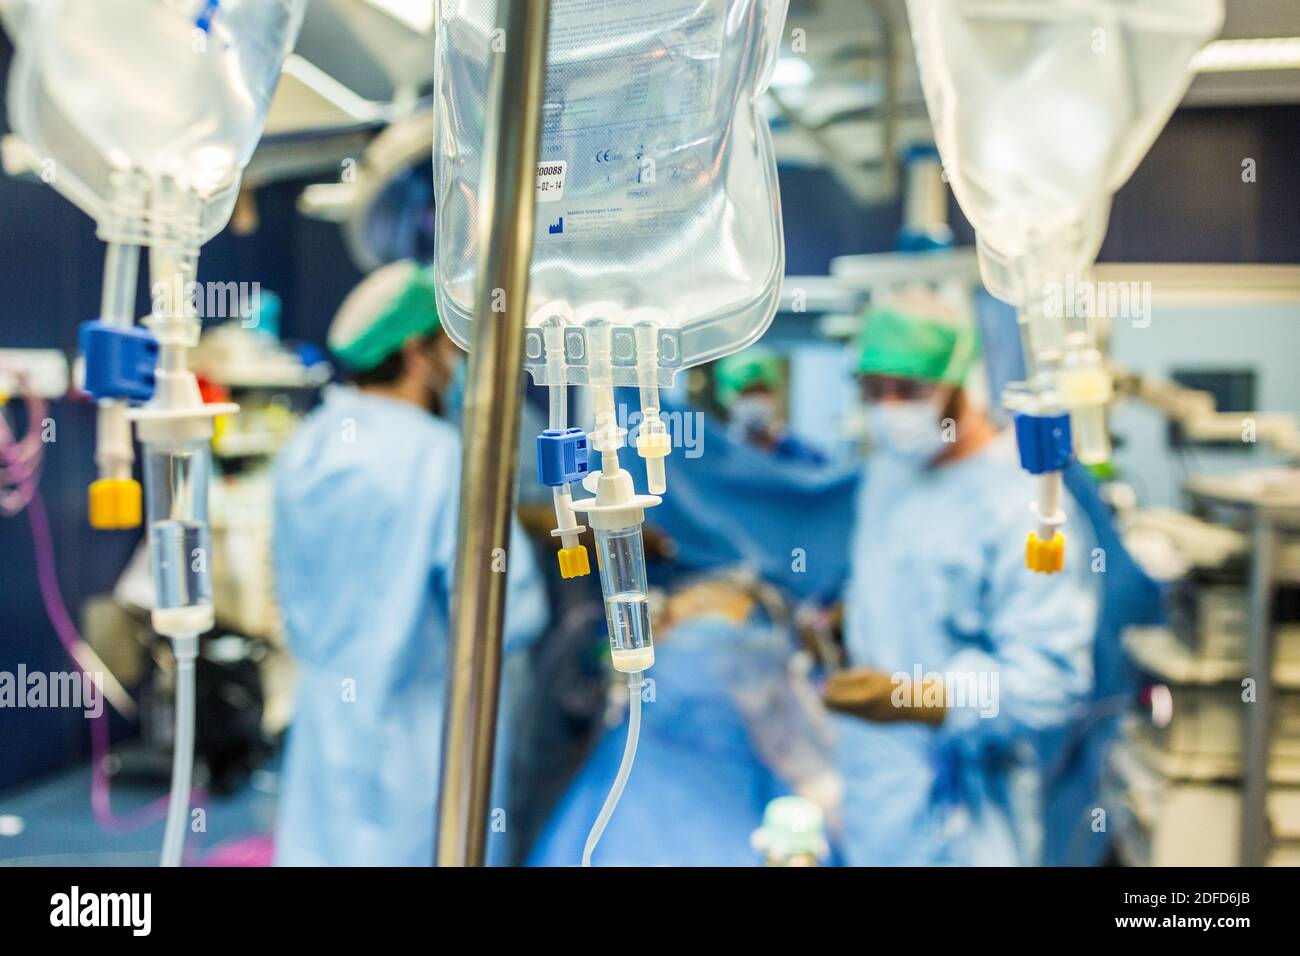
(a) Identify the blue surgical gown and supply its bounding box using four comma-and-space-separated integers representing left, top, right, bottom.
838, 432, 1098, 866
620, 398, 860, 602
271, 387, 547, 866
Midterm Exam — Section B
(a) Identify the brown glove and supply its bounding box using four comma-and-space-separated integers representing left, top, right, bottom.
823, 668, 946, 727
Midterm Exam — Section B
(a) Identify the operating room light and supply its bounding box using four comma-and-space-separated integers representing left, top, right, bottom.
361, 0, 434, 33
771, 56, 814, 89
1192, 37, 1300, 73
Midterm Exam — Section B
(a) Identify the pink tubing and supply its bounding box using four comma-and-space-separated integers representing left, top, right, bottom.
7, 385, 206, 845
26, 490, 174, 832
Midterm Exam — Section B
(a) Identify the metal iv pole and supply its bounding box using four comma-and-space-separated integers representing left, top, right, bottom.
435, 0, 551, 866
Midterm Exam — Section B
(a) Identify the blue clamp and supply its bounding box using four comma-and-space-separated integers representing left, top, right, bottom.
195, 0, 221, 33
900, 142, 942, 165
896, 229, 954, 254
1014, 412, 1073, 475
80, 320, 158, 403
536, 427, 590, 487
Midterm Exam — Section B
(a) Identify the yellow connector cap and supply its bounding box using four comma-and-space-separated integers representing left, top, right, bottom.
1025, 531, 1066, 574
88, 478, 143, 530
557, 545, 591, 579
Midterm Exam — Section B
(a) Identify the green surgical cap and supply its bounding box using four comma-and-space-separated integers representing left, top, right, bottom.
328, 261, 442, 373
856, 305, 980, 386
715, 346, 784, 407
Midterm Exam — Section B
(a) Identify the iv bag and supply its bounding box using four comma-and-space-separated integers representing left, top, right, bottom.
5, 0, 307, 241
906, 0, 1222, 299
434, 0, 789, 387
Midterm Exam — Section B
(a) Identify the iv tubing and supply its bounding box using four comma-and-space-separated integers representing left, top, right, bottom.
160, 633, 197, 867
1035, 472, 1064, 542
549, 381, 566, 431
101, 242, 139, 328
548, 381, 583, 551
581, 671, 643, 867
633, 323, 667, 494
96, 242, 141, 484
591, 382, 624, 472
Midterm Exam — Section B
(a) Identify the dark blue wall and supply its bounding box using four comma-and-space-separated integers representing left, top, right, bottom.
781, 105, 1300, 272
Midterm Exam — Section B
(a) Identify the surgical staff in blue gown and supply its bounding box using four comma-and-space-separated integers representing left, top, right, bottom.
714, 346, 828, 467
272, 262, 547, 866
825, 298, 1099, 866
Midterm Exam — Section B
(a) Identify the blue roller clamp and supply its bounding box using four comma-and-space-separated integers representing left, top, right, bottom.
80, 321, 159, 403
536, 427, 590, 487
1014, 411, 1073, 475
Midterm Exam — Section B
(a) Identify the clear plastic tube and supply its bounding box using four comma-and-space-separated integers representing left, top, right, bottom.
549, 384, 566, 433
581, 672, 643, 867
595, 525, 654, 673
1059, 331, 1113, 465
148, 238, 202, 350
100, 241, 139, 328
541, 316, 586, 551
552, 483, 583, 553
143, 440, 214, 637
543, 315, 568, 430
578, 315, 653, 863
160, 633, 197, 868
1015, 293, 1066, 394
633, 321, 668, 495
95, 239, 141, 485
1035, 472, 1064, 542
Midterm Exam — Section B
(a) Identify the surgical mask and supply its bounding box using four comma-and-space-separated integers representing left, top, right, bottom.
730, 394, 778, 440
870, 401, 946, 468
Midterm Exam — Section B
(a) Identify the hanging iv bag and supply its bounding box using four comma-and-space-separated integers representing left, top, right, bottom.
5, 0, 308, 241
906, 0, 1223, 305
434, 0, 790, 384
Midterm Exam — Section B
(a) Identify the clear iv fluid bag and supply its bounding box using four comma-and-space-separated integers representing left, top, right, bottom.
906, 0, 1222, 301
434, 0, 790, 385
5, 0, 307, 240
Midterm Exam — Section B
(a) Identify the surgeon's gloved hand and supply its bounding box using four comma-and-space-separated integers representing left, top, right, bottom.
822, 668, 946, 727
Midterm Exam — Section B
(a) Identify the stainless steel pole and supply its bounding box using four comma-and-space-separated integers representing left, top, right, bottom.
1240, 508, 1276, 866
435, 0, 550, 867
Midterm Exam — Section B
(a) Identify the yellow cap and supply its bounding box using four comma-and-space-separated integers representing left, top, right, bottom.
1025, 531, 1066, 574
557, 545, 591, 579
88, 478, 143, 530
213, 413, 233, 446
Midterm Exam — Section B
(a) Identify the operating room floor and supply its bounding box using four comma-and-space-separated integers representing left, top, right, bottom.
0, 759, 279, 867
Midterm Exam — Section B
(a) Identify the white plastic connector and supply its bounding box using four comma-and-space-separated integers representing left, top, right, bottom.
574, 462, 660, 533
95, 402, 134, 482
582, 317, 627, 464
1059, 332, 1114, 466
1030, 471, 1067, 542
133, 242, 238, 446
550, 485, 587, 550
631, 316, 670, 495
